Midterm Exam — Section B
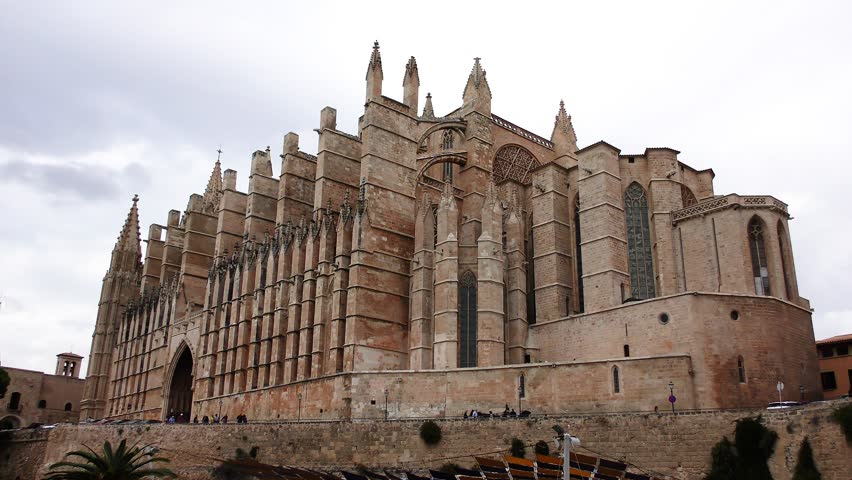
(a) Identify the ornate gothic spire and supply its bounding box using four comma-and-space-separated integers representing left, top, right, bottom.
422, 92, 435, 118
403, 56, 420, 112
201, 153, 224, 214
115, 194, 141, 254
366, 40, 383, 78
404, 56, 419, 87
551, 100, 578, 155
462, 57, 492, 114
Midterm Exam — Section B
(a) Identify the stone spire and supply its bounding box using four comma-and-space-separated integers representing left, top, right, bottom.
422, 92, 435, 118
403, 56, 420, 113
365, 41, 383, 101
462, 57, 492, 115
110, 194, 143, 274
115, 195, 141, 254
201, 154, 223, 214
551, 100, 578, 156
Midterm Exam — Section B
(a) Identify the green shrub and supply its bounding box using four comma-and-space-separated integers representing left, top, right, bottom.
704, 416, 777, 480
830, 403, 852, 443
792, 437, 821, 480
420, 420, 442, 445
534, 440, 550, 456
510, 438, 526, 458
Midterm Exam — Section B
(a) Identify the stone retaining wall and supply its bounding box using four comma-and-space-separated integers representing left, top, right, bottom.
2, 402, 850, 480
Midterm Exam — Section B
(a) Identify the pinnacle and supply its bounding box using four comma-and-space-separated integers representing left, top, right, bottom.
367, 40, 383, 77
115, 194, 142, 255
422, 92, 435, 117
551, 99, 578, 154
463, 57, 491, 100
202, 154, 224, 213
404, 56, 420, 86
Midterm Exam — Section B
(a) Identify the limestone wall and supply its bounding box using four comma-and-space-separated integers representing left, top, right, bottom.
3, 402, 850, 480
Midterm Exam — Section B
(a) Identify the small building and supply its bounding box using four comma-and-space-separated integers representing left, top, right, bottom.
0, 353, 85, 429
817, 334, 852, 399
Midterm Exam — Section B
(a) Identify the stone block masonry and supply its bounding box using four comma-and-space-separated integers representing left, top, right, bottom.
2, 402, 850, 480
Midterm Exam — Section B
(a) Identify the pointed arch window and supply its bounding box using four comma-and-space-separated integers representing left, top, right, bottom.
748, 218, 770, 296
526, 216, 537, 324
612, 366, 621, 394
737, 355, 747, 383
681, 184, 697, 207
574, 196, 584, 313
777, 221, 793, 300
625, 183, 655, 300
459, 271, 478, 368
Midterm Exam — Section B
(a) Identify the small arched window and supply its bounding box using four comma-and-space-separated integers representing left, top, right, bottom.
737, 356, 747, 383
64, 402, 73, 412
681, 185, 697, 207
442, 129, 454, 150
37, 400, 47, 409
519, 374, 526, 399
459, 271, 478, 368
612, 366, 621, 394
748, 217, 770, 296
625, 183, 655, 300
8, 392, 21, 410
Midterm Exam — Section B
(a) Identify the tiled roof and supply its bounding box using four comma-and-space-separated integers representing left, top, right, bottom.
816, 333, 852, 345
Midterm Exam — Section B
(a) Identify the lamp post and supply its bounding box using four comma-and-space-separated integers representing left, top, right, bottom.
384, 389, 389, 421
518, 384, 523, 414
799, 385, 806, 403
559, 429, 581, 480
218, 399, 223, 420
297, 393, 302, 421
668, 382, 675, 413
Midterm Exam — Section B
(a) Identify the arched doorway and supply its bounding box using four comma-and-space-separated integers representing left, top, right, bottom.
0, 415, 22, 430
166, 346, 193, 422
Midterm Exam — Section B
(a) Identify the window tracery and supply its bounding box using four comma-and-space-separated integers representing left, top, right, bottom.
625, 182, 655, 300
681, 184, 697, 207
492, 145, 540, 185
749, 218, 770, 296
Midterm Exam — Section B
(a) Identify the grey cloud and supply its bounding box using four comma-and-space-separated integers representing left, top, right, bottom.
0, 159, 150, 201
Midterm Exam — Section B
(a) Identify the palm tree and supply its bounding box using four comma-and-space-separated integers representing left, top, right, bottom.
44, 439, 176, 479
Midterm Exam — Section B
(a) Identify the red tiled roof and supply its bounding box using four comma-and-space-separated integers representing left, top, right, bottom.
816, 333, 852, 345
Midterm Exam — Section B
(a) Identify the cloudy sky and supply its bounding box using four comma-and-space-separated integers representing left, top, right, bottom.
1, 1, 851, 374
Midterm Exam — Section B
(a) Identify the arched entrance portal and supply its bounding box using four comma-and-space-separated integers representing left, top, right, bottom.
166, 347, 193, 422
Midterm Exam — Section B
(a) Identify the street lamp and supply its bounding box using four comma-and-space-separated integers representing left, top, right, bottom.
297, 393, 303, 421
799, 385, 806, 403
218, 399, 223, 420
668, 382, 675, 413
558, 429, 581, 480
384, 389, 389, 421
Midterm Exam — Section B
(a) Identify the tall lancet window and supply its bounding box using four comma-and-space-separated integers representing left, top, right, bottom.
574, 196, 584, 313
777, 221, 793, 300
459, 271, 478, 368
625, 182, 655, 300
749, 217, 770, 296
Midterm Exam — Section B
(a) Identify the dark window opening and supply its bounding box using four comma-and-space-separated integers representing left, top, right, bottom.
737, 355, 746, 383
524, 353, 531, 364
459, 271, 478, 368
8, 392, 21, 410
623, 345, 630, 357
628, 157, 635, 163
820, 346, 834, 358
519, 374, 526, 398
613, 367, 621, 393
574, 197, 584, 313
64, 402, 72, 412
526, 220, 537, 324
659, 313, 670, 325
37, 400, 46, 409
821, 371, 837, 390
730, 310, 740, 320
837, 344, 849, 356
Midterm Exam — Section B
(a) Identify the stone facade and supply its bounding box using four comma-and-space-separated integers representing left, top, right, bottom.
3, 403, 851, 480
1, 353, 84, 429
79, 43, 820, 423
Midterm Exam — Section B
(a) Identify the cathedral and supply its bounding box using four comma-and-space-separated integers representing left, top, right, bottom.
80, 43, 820, 422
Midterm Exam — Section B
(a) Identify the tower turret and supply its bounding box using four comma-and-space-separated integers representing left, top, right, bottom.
80, 196, 144, 420
422, 92, 435, 118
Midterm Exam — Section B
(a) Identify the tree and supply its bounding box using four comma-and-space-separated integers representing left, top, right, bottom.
44, 439, 175, 479
0, 367, 10, 398
510, 438, 526, 458
704, 416, 777, 480
792, 437, 821, 480
534, 440, 550, 456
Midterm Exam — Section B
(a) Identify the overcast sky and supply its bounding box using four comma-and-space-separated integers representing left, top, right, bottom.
1, 1, 851, 374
